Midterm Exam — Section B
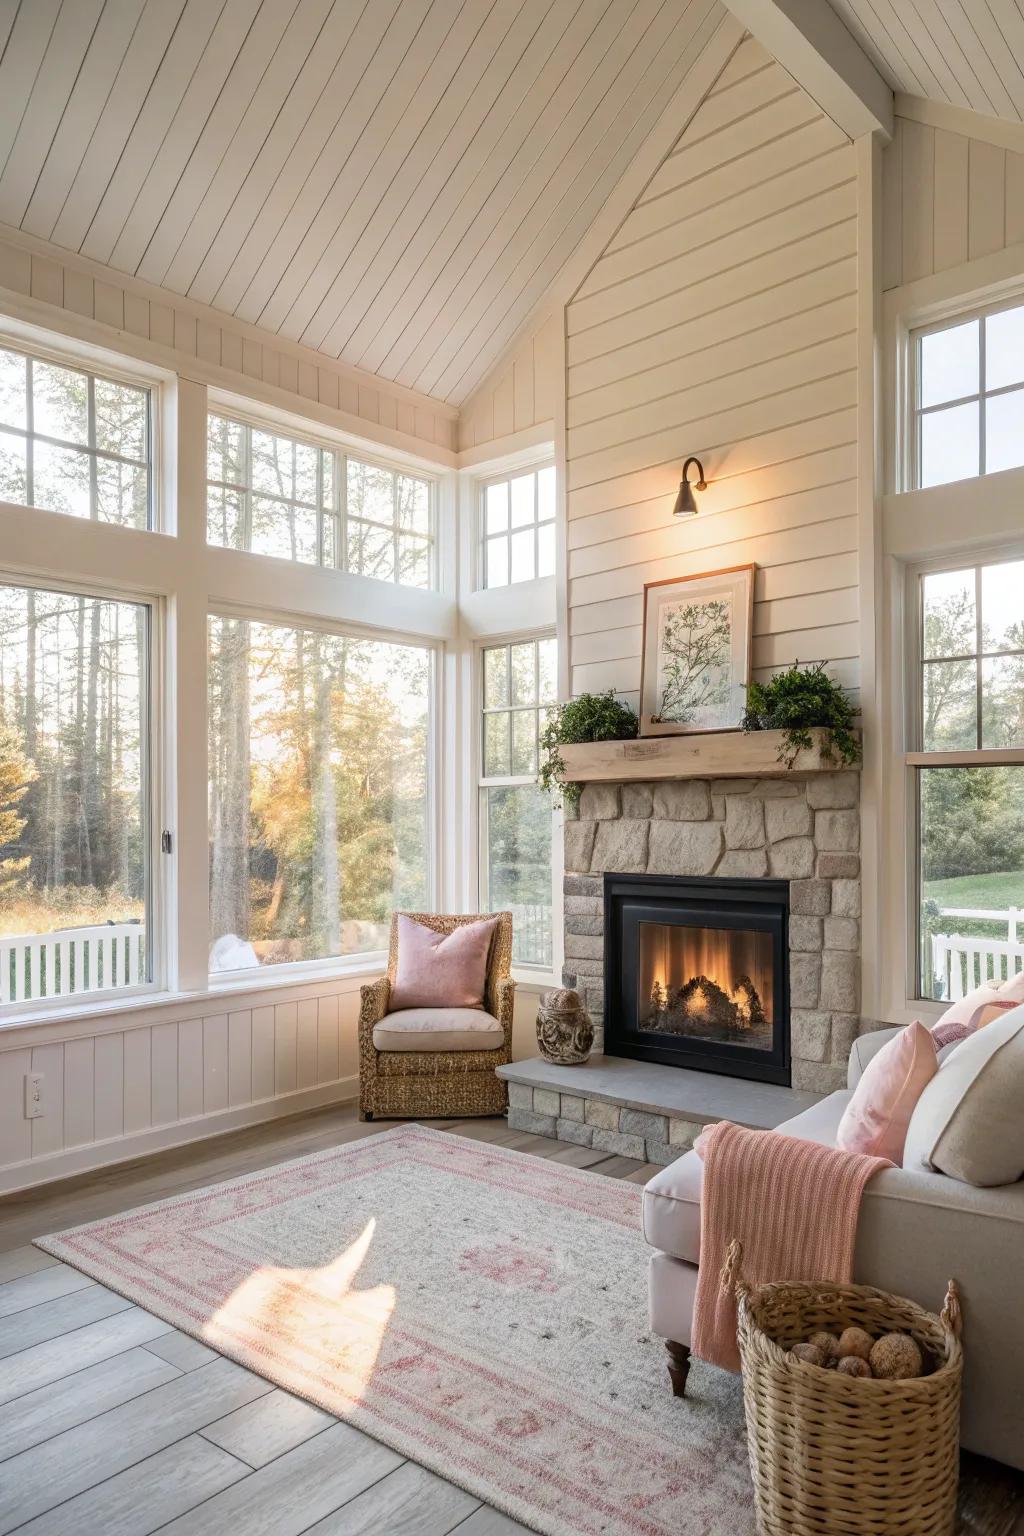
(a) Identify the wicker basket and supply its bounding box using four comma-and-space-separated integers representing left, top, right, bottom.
723, 1240, 963, 1536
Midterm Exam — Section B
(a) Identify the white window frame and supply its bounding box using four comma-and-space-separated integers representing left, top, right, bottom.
206, 600, 440, 983
0, 571, 166, 1021
476, 630, 559, 978
206, 402, 438, 589
479, 462, 555, 590
0, 336, 157, 530
901, 545, 1024, 1007
911, 292, 1024, 491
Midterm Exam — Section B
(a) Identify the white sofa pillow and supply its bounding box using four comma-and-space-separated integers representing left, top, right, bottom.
904, 1006, 1024, 1186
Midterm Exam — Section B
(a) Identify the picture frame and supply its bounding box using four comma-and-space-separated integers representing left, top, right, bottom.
639, 564, 756, 737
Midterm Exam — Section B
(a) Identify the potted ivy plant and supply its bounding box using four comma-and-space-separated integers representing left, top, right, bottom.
540, 691, 639, 810
741, 661, 861, 768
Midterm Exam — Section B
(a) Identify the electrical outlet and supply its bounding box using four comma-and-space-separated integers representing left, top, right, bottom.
24, 1072, 44, 1120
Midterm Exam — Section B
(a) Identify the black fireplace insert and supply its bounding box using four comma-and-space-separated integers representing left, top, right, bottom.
603, 872, 790, 1085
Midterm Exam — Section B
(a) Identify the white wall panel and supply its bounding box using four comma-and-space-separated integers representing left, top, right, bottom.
565, 51, 860, 706
0, 977, 369, 1193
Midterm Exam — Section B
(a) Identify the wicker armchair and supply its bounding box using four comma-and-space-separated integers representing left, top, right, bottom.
358, 911, 515, 1120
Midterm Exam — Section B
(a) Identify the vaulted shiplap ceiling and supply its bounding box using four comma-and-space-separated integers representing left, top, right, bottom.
0, 0, 731, 406
826, 0, 1024, 122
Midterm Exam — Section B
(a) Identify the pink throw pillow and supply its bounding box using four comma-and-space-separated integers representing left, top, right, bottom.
933, 976, 1023, 1034
837, 1021, 938, 1163
390, 915, 498, 1011
930, 1019, 974, 1050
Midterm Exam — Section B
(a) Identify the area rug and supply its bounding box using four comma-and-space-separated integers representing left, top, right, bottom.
37, 1124, 755, 1536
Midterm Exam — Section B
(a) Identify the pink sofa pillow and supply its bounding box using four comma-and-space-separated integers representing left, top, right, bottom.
837, 1021, 938, 1163
390, 915, 498, 1011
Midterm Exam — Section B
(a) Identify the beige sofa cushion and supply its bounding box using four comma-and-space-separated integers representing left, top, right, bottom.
903, 1006, 1024, 1186
372, 1007, 504, 1053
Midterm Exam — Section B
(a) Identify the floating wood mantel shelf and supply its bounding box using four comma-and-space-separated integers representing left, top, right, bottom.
560, 729, 858, 783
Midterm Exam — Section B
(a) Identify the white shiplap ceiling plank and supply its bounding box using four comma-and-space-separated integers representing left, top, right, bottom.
975, 0, 1024, 116
223, 0, 435, 326
375, 0, 651, 388
106, 0, 274, 275
20, 0, 149, 241
440, 0, 727, 402
343, 0, 588, 375
905, 0, 1000, 115
834, 0, 944, 99
47, 0, 189, 251
298, 0, 534, 354
0, 0, 106, 226
138, 0, 337, 288
133, 0, 317, 285
180, 0, 395, 309
78, 0, 233, 264
401, 0, 702, 395
277, 0, 501, 347
931, 0, 1018, 117
0, 1, 20, 65
309, 0, 556, 360
253, 0, 474, 338
0, 0, 62, 174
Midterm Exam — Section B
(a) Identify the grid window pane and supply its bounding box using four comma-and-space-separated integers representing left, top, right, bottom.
208, 618, 430, 972
915, 299, 1024, 489
206, 416, 432, 588
920, 558, 1024, 756
982, 561, 1024, 651
481, 465, 555, 588
0, 348, 151, 527
480, 635, 557, 969
982, 655, 1024, 747
918, 766, 1024, 1001
923, 659, 977, 750
920, 401, 978, 487
920, 320, 978, 408
0, 583, 149, 1002
923, 568, 974, 658
985, 389, 1024, 474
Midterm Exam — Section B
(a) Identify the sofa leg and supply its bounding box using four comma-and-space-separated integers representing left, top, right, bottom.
666, 1340, 691, 1397
359, 1109, 373, 1122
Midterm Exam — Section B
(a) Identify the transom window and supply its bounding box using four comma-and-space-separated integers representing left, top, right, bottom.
0, 346, 150, 527
206, 413, 433, 588
480, 637, 557, 968
482, 465, 555, 588
913, 556, 1024, 1002
914, 299, 1024, 488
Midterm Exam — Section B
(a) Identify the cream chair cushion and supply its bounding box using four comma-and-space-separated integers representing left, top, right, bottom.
372, 1007, 504, 1053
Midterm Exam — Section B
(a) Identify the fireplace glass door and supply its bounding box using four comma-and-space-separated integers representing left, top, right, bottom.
638, 920, 774, 1051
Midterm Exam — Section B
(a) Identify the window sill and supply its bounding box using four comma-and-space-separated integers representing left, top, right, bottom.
0, 957, 386, 1035
511, 968, 562, 994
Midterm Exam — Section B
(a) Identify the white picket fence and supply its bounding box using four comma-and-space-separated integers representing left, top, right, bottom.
931, 906, 1024, 999
0, 924, 145, 1004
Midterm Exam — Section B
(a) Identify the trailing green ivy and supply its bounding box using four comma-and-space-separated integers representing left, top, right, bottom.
540, 691, 639, 811
742, 661, 861, 769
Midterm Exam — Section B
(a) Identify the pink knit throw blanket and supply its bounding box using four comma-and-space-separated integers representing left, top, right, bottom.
692, 1120, 891, 1373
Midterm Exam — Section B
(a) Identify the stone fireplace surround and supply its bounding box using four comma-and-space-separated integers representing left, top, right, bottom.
560, 770, 863, 1096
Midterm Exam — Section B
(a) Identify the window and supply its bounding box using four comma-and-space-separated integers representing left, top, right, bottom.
482, 465, 555, 587
0, 346, 150, 526
480, 637, 556, 968
914, 299, 1024, 488
913, 557, 1024, 1001
0, 581, 150, 1004
208, 616, 431, 973
207, 413, 433, 587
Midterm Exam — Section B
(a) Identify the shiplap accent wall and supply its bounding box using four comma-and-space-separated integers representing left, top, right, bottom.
0, 229, 457, 457
457, 312, 561, 450
564, 39, 860, 709
882, 115, 1024, 290
0, 980, 362, 1194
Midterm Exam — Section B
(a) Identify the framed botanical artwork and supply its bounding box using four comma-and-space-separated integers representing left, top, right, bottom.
639, 564, 756, 736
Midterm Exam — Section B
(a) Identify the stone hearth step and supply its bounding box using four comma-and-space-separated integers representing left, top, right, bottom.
497, 1055, 823, 1165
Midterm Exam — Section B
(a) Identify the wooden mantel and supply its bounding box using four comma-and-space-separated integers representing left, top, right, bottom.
560, 728, 858, 783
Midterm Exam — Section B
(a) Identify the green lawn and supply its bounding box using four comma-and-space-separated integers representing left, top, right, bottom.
921, 869, 1024, 911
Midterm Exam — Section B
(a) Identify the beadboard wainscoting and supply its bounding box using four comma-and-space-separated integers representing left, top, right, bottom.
0, 978, 368, 1194
565, 37, 861, 711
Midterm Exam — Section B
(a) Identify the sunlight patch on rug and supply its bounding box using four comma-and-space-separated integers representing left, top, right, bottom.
37, 1124, 755, 1536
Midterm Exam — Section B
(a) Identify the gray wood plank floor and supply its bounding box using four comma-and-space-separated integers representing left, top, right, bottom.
0, 1104, 1021, 1535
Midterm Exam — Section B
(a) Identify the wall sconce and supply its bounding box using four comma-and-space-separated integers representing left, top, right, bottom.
672, 456, 707, 518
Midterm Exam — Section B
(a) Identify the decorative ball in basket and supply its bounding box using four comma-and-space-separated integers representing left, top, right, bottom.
536, 988, 594, 1065
722, 1239, 963, 1536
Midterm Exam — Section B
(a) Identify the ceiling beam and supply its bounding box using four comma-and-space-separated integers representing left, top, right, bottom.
722, 0, 893, 142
